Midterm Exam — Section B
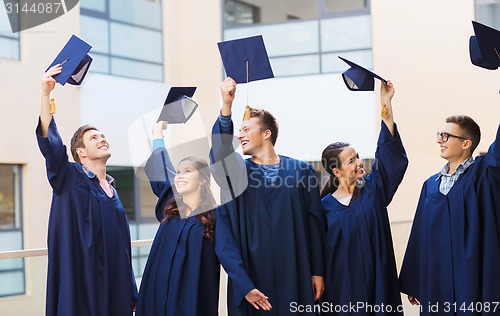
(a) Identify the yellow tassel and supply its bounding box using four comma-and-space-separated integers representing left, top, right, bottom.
243, 105, 251, 120
381, 103, 389, 119
49, 98, 56, 114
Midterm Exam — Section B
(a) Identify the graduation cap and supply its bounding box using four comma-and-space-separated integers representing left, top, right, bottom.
469, 21, 500, 70
338, 56, 386, 91
46, 34, 93, 86
218, 35, 274, 120
157, 87, 198, 124
218, 35, 274, 84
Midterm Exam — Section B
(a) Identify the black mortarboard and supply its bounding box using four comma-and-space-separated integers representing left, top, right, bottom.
338, 56, 386, 91
469, 21, 500, 70
46, 35, 93, 86
217, 35, 274, 84
157, 87, 198, 124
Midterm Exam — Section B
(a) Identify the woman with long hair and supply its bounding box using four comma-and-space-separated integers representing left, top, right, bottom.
135, 121, 219, 316
320, 81, 408, 315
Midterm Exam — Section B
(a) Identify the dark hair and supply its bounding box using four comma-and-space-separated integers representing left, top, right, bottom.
446, 115, 481, 156
320, 142, 362, 202
320, 142, 349, 198
162, 156, 216, 240
246, 108, 279, 146
70, 124, 98, 163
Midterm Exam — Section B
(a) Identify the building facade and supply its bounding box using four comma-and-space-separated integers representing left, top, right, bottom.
0, 0, 498, 315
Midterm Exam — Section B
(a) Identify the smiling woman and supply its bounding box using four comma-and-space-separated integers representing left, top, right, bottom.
320, 81, 409, 315
134, 121, 220, 316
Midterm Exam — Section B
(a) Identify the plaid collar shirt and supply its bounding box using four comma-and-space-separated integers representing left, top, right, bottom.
436, 157, 474, 195
82, 164, 116, 187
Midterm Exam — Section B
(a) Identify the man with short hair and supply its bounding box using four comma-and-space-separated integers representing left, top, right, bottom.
38, 65, 137, 316
400, 115, 500, 315
210, 77, 325, 315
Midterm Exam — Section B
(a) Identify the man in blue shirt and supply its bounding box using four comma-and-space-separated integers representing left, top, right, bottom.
37, 65, 137, 316
211, 77, 325, 315
400, 115, 500, 315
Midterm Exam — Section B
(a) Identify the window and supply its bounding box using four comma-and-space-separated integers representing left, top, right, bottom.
0, 165, 25, 297
107, 166, 159, 280
225, 0, 261, 25
223, 0, 372, 77
107, 166, 157, 222
0, 165, 22, 231
80, 0, 164, 81
0, 2, 20, 60
323, 0, 368, 13
476, 0, 500, 30
224, 0, 317, 26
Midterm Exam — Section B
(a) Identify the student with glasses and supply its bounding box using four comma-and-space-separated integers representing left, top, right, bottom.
400, 115, 500, 315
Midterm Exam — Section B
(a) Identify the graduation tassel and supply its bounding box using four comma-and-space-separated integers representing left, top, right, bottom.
50, 98, 57, 114
243, 58, 251, 120
244, 105, 251, 120
381, 103, 389, 119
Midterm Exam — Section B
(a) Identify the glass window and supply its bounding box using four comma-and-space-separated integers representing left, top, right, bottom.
0, 264, 25, 297
80, 16, 109, 54
0, 2, 20, 60
110, 22, 163, 63
323, 0, 367, 13
108, 167, 136, 220
476, 0, 500, 30
320, 15, 371, 52
224, 20, 319, 56
270, 55, 320, 76
110, 57, 163, 81
80, 0, 164, 81
0, 165, 25, 297
81, 0, 106, 12
224, 0, 317, 26
222, 0, 372, 77
321, 50, 371, 73
107, 166, 160, 222
0, 165, 21, 229
109, 0, 162, 30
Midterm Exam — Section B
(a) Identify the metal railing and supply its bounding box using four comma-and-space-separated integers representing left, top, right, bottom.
0, 239, 154, 260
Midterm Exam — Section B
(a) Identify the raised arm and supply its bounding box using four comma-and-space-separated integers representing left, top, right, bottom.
36, 65, 75, 194
369, 81, 409, 205
40, 65, 62, 137
380, 80, 395, 137
221, 77, 236, 116
144, 121, 176, 204
210, 78, 248, 204
485, 124, 500, 183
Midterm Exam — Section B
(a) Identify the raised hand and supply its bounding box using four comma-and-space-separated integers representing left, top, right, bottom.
220, 77, 237, 116
152, 120, 168, 139
42, 65, 62, 97
380, 80, 395, 136
380, 80, 395, 107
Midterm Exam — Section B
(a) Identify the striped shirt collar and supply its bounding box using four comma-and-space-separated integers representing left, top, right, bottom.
82, 164, 116, 186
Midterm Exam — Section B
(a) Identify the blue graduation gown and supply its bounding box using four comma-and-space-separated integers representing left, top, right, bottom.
210, 117, 325, 315
36, 118, 137, 316
399, 124, 500, 315
321, 122, 408, 315
135, 147, 220, 316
